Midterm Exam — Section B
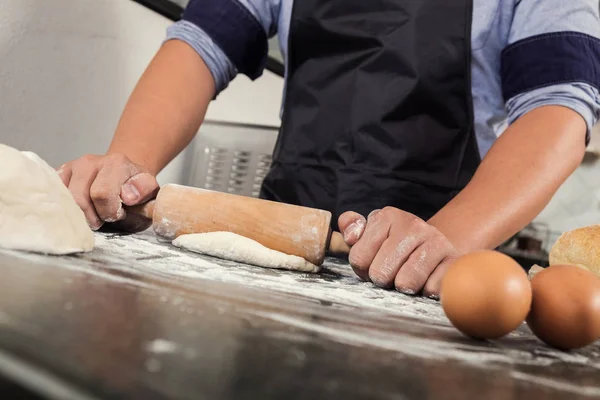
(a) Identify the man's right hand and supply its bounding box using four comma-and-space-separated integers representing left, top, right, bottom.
57, 153, 160, 232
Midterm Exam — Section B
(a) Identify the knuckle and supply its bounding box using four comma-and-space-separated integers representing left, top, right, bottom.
380, 206, 397, 218
90, 185, 112, 203
409, 216, 427, 231
80, 154, 96, 164
367, 209, 380, 219
367, 210, 386, 226
108, 152, 129, 165
433, 236, 456, 256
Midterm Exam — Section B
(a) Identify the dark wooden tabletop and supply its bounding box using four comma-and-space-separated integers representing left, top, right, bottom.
0, 232, 598, 400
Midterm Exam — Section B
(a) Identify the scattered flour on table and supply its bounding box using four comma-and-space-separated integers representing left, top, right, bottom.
509, 372, 600, 397
3, 230, 599, 392
145, 339, 179, 354
252, 311, 600, 385
173, 232, 320, 273
91, 232, 448, 323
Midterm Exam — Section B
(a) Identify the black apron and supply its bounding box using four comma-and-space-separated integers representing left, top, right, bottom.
260, 0, 480, 231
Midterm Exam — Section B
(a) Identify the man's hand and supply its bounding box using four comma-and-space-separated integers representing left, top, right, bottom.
54, 40, 217, 233
339, 208, 460, 298
57, 153, 159, 232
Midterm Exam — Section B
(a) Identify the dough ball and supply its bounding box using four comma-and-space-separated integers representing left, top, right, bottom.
527, 264, 600, 350
441, 250, 532, 339
0, 144, 94, 254
550, 225, 600, 277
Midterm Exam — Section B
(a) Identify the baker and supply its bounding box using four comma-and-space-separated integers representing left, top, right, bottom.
59, 0, 600, 297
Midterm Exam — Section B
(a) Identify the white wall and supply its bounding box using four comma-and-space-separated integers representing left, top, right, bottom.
534, 124, 600, 238
206, 74, 283, 128
588, 123, 600, 153
0, 0, 283, 184
2, 0, 597, 238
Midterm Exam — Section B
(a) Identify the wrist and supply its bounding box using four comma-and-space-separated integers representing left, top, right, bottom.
428, 200, 493, 254
106, 146, 160, 176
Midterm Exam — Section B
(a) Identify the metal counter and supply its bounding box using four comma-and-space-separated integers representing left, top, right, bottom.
0, 232, 598, 399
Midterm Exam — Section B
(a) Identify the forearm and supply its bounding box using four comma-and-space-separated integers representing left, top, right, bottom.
429, 106, 587, 253
108, 40, 216, 175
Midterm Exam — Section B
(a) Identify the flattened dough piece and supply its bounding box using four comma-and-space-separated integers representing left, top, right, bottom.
550, 225, 600, 277
172, 231, 321, 273
0, 144, 94, 254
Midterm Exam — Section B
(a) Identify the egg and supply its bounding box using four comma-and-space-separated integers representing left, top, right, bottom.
527, 264, 600, 350
441, 250, 532, 339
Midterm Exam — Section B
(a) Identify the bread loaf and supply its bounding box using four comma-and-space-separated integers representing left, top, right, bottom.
549, 225, 600, 277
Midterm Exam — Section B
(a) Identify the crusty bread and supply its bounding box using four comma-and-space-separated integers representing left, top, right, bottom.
549, 225, 600, 277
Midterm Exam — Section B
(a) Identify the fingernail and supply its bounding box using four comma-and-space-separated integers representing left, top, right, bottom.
121, 183, 140, 203
343, 223, 355, 242
343, 219, 365, 243
104, 206, 125, 223
397, 287, 417, 296
88, 220, 103, 231
371, 276, 390, 288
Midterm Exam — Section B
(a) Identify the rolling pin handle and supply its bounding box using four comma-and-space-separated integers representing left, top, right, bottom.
125, 200, 156, 220
328, 231, 351, 256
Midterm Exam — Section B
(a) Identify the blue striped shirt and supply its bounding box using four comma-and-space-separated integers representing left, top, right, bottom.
166, 0, 600, 157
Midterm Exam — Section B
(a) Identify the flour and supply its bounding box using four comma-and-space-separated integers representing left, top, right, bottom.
145, 339, 179, 354
510, 372, 600, 397
86, 232, 447, 323
0, 144, 94, 255
253, 311, 600, 381
172, 232, 321, 273
2, 230, 598, 391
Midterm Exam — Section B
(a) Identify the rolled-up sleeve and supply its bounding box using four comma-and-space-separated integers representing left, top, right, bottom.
165, 0, 281, 94
501, 0, 600, 141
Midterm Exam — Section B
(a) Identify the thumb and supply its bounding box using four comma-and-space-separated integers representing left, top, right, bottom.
338, 211, 366, 246
120, 173, 159, 206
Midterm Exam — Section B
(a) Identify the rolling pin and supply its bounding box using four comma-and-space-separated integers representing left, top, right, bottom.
128, 184, 350, 266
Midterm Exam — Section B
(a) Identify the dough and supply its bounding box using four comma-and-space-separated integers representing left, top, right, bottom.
0, 144, 94, 254
549, 225, 600, 277
172, 231, 320, 273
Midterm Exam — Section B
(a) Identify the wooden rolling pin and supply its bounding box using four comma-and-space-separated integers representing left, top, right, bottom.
128, 184, 350, 265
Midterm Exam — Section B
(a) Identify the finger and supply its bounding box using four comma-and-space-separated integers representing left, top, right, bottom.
90, 161, 137, 223
368, 233, 426, 289
56, 164, 72, 187
338, 211, 366, 245
368, 209, 380, 219
68, 164, 102, 230
423, 256, 458, 300
348, 209, 391, 276
394, 239, 447, 295
120, 173, 159, 206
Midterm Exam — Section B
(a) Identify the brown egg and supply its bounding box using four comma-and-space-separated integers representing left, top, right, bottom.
527, 265, 600, 350
441, 250, 532, 339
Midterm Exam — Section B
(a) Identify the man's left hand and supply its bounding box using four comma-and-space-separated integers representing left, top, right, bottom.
339, 207, 460, 298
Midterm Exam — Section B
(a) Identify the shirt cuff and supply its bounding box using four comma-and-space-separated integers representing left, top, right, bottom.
165, 20, 237, 95
505, 82, 600, 144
